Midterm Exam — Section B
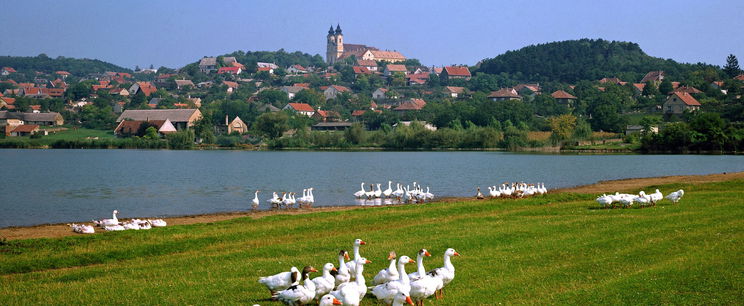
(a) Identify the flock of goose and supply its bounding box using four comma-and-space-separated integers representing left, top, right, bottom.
69, 210, 167, 234
354, 181, 435, 204
253, 188, 316, 210
596, 189, 684, 208
258, 239, 458, 306
476, 182, 548, 199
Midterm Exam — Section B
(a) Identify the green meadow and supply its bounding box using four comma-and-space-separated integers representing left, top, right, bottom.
1, 179, 742, 305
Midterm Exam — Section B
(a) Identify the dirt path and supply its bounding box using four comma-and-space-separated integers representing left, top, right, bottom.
2, 171, 741, 241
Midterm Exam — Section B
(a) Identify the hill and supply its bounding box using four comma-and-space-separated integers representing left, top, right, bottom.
0, 177, 742, 304
181, 49, 325, 77
0, 54, 131, 75
476, 39, 717, 83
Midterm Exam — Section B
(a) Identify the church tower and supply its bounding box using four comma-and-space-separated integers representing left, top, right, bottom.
326, 24, 344, 65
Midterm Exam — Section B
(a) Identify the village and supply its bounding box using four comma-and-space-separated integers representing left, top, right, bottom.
0, 26, 742, 151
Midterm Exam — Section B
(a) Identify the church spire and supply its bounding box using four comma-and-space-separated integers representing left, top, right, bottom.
335, 24, 342, 35
328, 25, 334, 35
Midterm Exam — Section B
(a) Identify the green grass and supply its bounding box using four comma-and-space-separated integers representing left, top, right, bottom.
1, 179, 742, 305
0, 127, 115, 146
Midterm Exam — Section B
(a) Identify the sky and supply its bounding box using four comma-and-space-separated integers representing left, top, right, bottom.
0, 0, 742, 70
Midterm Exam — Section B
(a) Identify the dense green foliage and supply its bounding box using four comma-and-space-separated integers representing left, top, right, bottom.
477, 39, 716, 83
0, 54, 130, 75
1, 178, 741, 304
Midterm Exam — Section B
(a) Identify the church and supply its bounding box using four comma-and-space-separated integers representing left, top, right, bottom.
326, 24, 406, 65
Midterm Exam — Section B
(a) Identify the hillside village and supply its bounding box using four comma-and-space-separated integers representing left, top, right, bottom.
1, 29, 743, 151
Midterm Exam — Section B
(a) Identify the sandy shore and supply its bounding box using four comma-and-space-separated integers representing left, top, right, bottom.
2, 171, 742, 241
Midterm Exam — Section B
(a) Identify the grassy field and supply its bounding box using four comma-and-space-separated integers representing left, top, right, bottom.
0, 127, 115, 145
1, 179, 742, 305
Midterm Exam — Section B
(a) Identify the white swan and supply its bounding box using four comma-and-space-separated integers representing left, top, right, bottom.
408, 249, 431, 281
372, 255, 415, 304
346, 239, 367, 279
374, 251, 399, 285
274, 266, 318, 305
94, 210, 119, 227
259, 266, 301, 296
393, 183, 404, 201
269, 192, 282, 208
313, 263, 337, 299
354, 183, 366, 198
331, 257, 370, 305
335, 250, 351, 287
383, 181, 393, 198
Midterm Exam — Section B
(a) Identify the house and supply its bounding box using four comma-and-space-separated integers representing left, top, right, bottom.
735, 74, 744, 81
632, 83, 646, 95
513, 83, 541, 96
222, 57, 243, 69
312, 109, 342, 122
0, 111, 64, 126
116, 109, 202, 130
217, 67, 242, 75
287, 65, 309, 74
672, 86, 702, 94
625, 125, 659, 136
9, 124, 40, 137
283, 103, 315, 116
187, 97, 202, 108
1, 67, 16, 75
225, 116, 249, 134
257, 62, 279, 69
351, 109, 382, 121
551, 90, 577, 107
663, 92, 701, 114
368, 50, 406, 63
311, 122, 353, 131
108, 88, 129, 96
356, 59, 378, 71
281, 86, 306, 99
440, 66, 471, 80
199, 57, 217, 73
641, 71, 665, 83
372, 88, 389, 100
599, 77, 624, 85
114, 119, 177, 136
323, 85, 351, 100
148, 98, 162, 108
129, 82, 157, 97
174, 79, 195, 90
384, 64, 408, 77
444, 86, 465, 98
293, 83, 310, 89
257, 67, 274, 74
488, 88, 522, 101
55, 71, 70, 79
394, 98, 426, 112
257, 103, 280, 112
223, 81, 239, 93
50, 79, 68, 89
406, 73, 429, 86
393, 121, 437, 131
352, 66, 372, 75
22, 87, 65, 98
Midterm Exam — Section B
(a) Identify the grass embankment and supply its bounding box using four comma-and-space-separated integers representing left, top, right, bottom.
1, 179, 743, 304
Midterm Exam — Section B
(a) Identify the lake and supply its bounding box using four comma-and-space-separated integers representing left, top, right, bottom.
1, 149, 743, 228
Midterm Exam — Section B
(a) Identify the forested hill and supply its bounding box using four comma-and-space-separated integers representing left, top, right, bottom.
182, 49, 325, 76
0, 54, 131, 75
475, 39, 716, 83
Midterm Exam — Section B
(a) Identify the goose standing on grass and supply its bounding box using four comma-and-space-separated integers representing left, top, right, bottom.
354, 183, 366, 199
259, 266, 301, 297
392, 292, 415, 306
427, 248, 459, 298
274, 266, 318, 305
408, 249, 431, 281
634, 191, 651, 207
596, 194, 613, 208
649, 189, 663, 205
383, 181, 393, 198
475, 187, 485, 200
319, 294, 343, 306
331, 257, 371, 305
372, 255, 415, 304
252, 190, 260, 210
666, 189, 684, 203
374, 251, 399, 285
410, 258, 442, 305
346, 239, 367, 279
94, 210, 119, 227
313, 263, 337, 299
335, 250, 352, 287
149, 219, 167, 227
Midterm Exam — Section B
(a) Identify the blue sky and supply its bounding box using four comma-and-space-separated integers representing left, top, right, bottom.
0, 0, 742, 69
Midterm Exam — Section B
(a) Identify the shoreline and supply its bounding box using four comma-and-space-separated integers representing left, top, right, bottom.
2, 171, 743, 241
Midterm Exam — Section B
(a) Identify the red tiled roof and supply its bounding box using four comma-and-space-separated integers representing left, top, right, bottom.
408, 78, 426, 85
352, 110, 367, 116
356, 59, 377, 67
223, 81, 239, 88
2, 67, 17, 73
55, 71, 70, 75
136, 82, 157, 97
329, 85, 351, 92
369, 50, 405, 60
633, 83, 646, 92
287, 102, 314, 112
551, 90, 577, 99
513, 84, 540, 93
386, 64, 407, 72
294, 83, 310, 88
1, 97, 16, 104
671, 92, 701, 106
735, 74, 744, 81
599, 77, 622, 84
315, 110, 340, 118
291, 64, 307, 71
173, 103, 189, 108
641, 71, 664, 83
353, 66, 372, 74
488, 88, 520, 98
257, 67, 273, 72
12, 124, 39, 133
406, 73, 429, 80
445, 86, 465, 94
30, 105, 41, 110
218, 67, 241, 74
672, 86, 702, 94
394, 98, 426, 111
376, 88, 388, 93
443, 66, 471, 77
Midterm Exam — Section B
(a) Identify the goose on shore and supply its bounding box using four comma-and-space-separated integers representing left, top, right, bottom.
259, 266, 301, 297
354, 183, 366, 198
475, 187, 484, 200
666, 189, 684, 203
252, 190, 260, 210
94, 210, 119, 227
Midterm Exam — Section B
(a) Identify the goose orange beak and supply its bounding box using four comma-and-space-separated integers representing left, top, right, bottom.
405, 296, 414, 305
310, 267, 318, 273
332, 267, 338, 272
424, 251, 431, 257
454, 251, 460, 256
365, 259, 372, 264
387, 254, 396, 260
333, 298, 342, 305
408, 259, 415, 264
344, 253, 350, 260
360, 240, 367, 245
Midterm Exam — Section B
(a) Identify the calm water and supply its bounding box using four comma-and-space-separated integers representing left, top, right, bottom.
1, 149, 743, 228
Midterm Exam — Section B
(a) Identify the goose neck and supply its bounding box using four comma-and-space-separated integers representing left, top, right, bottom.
353, 245, 360, 260
416, 255, 425, 275
443, 254, 454, 271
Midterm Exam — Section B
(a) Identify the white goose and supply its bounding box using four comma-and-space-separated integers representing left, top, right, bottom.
392, 292, 415, 306
408, 249, 431, 281
69, 223, 95, 234
649, 189, 663, 204
666, 189, 684, 203
392, 183, 404, 201
274, 266, 318, 305
148, 219, 167, 227
334, 250, 352, 287
475, 187, 484, 199
306, 188, 315, 207
94, 210, 119, 227
259, 266, 301, 296
346, 239, 367, 279
596, 194, 613, 208
252, 190, 260, 210
365, 184, 376, 199
372, 255, 415, 304
319, 294, 343, 306
426, 248, 459, 298
410, 257, 442, 305
313, 263, 338, 299
374, 184, 383, 198
354, 183, 366, 198
374, 251, 399, 285
269, 192, 282, 208
489, 186, 500, 198
331, 257, 370, 305
104, 224, 125, 231
424, 187, 434, 201
383, 181, 394, 198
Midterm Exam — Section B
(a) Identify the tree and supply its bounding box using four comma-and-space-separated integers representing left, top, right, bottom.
253, 111, 289, 139
548, 114, 578, 142
658, 79, 673, 95
723, 54, 741, 78
143, 126, 159, 139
